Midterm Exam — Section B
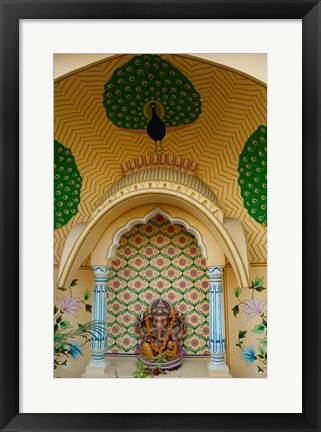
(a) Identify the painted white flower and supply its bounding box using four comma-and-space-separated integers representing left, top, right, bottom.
243, 297, 266, 320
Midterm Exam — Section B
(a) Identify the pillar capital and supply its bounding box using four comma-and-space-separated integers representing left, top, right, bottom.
207, 265, 224, 279
91, 265, 111, 282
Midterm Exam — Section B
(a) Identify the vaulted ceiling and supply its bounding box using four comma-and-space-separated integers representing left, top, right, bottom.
54, 54, 267, 266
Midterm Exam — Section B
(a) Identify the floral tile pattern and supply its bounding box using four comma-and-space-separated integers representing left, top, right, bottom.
106, 214, 210, 355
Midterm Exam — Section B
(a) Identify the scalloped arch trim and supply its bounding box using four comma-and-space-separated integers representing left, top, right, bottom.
107, 207, 207, 259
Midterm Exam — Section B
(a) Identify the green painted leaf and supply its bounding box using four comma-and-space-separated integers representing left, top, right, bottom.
259, 346, 265, 356
57, 287, 67, 291
262, 318, 267, 327
232, 305, 239, 317
238, 330, 247, 339
56, 315, 62, 324
85, 304, 92, 313
254, 277, 264, 287
70, 279, 78, 287
54, 305, 58, 314
234, 287, 242, 298
252, 324, 265, 334
60, 321, 73, 330
84, 290, 90, 301
54, 324, 59, 334
259, 337, 267, 348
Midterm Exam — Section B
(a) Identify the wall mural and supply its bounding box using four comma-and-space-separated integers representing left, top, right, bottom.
106, 214, 210, 356
232, 277, 267, 376
238, 125, 267, 226
54, 279, 95, 372
54, 54, 267, 266
103, 54, 202, 152
54, 140, 82, 229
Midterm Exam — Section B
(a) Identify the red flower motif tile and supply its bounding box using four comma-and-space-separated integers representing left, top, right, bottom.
106, 215, 210, 355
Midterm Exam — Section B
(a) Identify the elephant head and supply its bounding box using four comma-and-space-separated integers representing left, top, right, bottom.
149, 298, 172, 342
151, 313, 169, 341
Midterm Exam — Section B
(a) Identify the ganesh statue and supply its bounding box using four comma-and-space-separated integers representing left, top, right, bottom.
134, 297, 187, 371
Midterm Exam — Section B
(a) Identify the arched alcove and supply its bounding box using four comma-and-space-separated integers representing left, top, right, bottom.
58, 166, 250, 290
105, 207, 208, 260
105, 212, 211, 356
58, 165, 250, 377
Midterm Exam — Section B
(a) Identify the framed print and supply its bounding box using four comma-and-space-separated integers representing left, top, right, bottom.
0, 0, 320, 431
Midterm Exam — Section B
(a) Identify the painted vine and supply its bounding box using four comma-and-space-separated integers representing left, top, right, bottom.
232, 277, 267, 376
54, 279, 105, 372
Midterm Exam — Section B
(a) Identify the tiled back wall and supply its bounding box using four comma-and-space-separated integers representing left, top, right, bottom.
106, 214, 210, 355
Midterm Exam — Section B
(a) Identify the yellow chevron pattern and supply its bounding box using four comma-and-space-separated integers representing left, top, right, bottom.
54, 54, 267, 266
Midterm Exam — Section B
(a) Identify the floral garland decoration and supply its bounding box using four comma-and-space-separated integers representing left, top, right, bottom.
144, 307, 176, 354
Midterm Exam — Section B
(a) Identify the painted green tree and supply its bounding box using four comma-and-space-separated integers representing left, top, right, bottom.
238, 125, 267, 226
54, 140, 82, 229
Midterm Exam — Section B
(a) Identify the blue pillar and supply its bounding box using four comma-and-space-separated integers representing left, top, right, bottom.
90, 265, 110, 368
207, 266, 229, 372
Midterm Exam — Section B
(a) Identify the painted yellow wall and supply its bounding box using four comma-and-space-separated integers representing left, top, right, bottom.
54, 53, 267, 83
54, 268, 93, 378
226, 265, 267, 378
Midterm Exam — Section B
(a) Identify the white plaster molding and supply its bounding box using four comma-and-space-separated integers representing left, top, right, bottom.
107, 207, 207, 259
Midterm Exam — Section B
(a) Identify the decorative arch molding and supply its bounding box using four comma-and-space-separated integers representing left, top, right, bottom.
58, 193, 250, 290
92, 168, 224, 223
106, 207, 207, 260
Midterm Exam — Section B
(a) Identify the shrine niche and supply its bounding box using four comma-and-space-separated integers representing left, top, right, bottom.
106, 214, 210, 357
58, 154, 250, 378
54, 53, 267, 379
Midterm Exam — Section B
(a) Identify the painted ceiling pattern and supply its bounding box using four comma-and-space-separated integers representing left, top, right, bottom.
54, 54, 267, 265
106, 214, 210, 355
103, 54, 202, 130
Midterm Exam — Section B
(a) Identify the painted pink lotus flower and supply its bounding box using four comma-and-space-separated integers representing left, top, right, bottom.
243, 297, 266, 320
58, 295, 80, 317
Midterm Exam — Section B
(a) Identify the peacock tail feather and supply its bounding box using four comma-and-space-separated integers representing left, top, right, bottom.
238, 125, 267, 226
103, 54, 202, 130
54, 140, 82, 229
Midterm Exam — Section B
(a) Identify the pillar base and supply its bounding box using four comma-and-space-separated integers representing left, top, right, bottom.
207, 361, 232, 377
82, 358, 110, 377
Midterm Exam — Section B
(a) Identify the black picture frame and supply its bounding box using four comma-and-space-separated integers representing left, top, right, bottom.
0, 1, 320, 431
